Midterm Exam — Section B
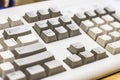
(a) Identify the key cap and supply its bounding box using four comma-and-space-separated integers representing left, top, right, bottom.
0, 50, 15, 63
68, 42, 85, 54
84, 10, 97, 19
106, 40, 120, 54
47, 18, 60, 29
108, 31, 120, 41
17, 34, 39, 46
0, 34, 4, 43
66, 23, 81, 37
78, 51, 95, 64
91, 47, 108, 60
54, 26, 69, 40
49, 7, 62, 17
110, 21, 120, 30
88, 27, 103, 40
25, 65, 46, 80
5, 70, 26, 80
2, 38, 18, 51
104, 6, 115, 14
0, 19, 9, 30
59, 16, 72, 26
43, 60, 65, 76
13, 51, 54, 70
0, 44, 4, 52
64, 54, 82, 68
95, 8, 106, 16
24, 11, 39, 23
8, 15, 23, 27
80, 20, 94, 33
102, 15, 114, 23
37, 9, 50, 20
100, 24, 113, 34
41, 29, 57, 43
0, 62, 14, 78
12, 42, 46, 58
92, 17, 105, 26
96, 34, 112, 47
3, 25, 31, 39
73, 12, 87, 25
112, 13, 120, 22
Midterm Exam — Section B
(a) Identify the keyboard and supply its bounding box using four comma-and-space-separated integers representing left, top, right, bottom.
0, 0, 120, 80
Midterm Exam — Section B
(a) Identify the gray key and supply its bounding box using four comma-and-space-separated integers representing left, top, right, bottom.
43, 60, 65, 76
84, 10, 97, 19
66, 23, 81, 37
112, 13, 120, 22
104, 6, 115, 14
54, 26, 69, 40
47, 18, 61, 29
5, 70, 26, 80
78, 51, 95, 64
37, 9, 50, 20
95, 8, 106, 16
41, 29, 57, 43
25, 65, 46, 80
68, 42, 85, 54
73, 13, 87, 25
59, 16, 72, 26
91, 47, 108, 60
33, 21, 49, 35
13, 51, 55, 70
24, 11, 39, 23
12, 42, 46, 58
64, 54, 82, 68
49, 7, 62, 17
3, 25, 31, 40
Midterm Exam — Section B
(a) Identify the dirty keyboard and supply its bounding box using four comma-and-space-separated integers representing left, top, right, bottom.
0, 0, 120, 80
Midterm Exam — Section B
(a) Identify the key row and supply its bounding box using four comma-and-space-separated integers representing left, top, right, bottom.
64, 42, 108, 68
24, 7, 62, 23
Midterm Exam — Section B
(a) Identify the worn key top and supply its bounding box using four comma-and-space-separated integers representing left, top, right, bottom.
0, 19, 9, 30
3, 25, 31, 39
49, 7, 62, 17
12, 42, 46, 58
13, 51, 55, 70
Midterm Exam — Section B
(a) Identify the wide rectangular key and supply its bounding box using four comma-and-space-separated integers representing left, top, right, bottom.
0, 19, 9, 30
13, 51, 55, 70
12, 42, 46, 58
3, 25, 31, 39
5, 70, 26, 80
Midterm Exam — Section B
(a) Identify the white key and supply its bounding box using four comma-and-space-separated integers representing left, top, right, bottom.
108, 31, 120, 41
0, 50, 15, 63
17, 34, 39, 46
92, 17, 105, 26
88, 27, 103, 40
8, 15, 23, 27
110, 21, 120, 30
80, 20, 94, 32
106, 40, 120, 54
102, 15, 114, 23
96, 34, 112, 47
100, 24, 113, 34
0, 19, 9, 30
0, 62, 14, 78
3, 38, 18, 50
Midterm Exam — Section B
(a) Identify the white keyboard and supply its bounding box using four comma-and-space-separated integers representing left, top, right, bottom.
0, 0, 120, 80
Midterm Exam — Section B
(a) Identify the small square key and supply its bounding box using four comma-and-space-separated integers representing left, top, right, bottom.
91, 47, 108, 60
66, 23, 81, 37
84, 10, 97, 19
88, 27, 103, 40
110, 21, 120, 30
96, 34, 112, 47
108, 31, 120, 41
104, 6, 115, 14
54, 26, 69, 40
59, 16, 72, 26
25, 65, 46, 80
92, 17, 105, 26
24, 11, 39, 23
100, 24, 113, 34
49, 7, 62, 17
95, 8, 106, 16
68, 42, 85, 54
37, 9, 50, 20
44, 60, 65, 76
5, 70, 26, 80
8, 15, 23, 27
80, 20, 94, 33
102, 15, 114, 23
0, 19, 9, 30
64, 54, 82, 68
41, 29, 57, 43
78, 51, 95, 64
